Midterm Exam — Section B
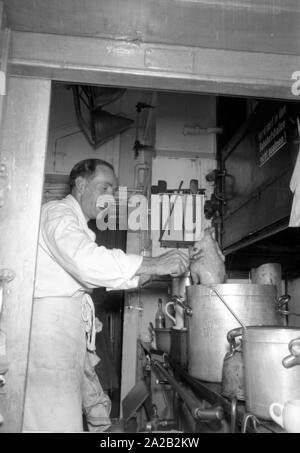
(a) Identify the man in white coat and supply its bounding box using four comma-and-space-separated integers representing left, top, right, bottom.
23, 158, 191, 432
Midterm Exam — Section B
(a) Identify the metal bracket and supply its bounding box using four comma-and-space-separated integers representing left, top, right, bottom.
125, 293, 143, 312
126, 305, 143, 312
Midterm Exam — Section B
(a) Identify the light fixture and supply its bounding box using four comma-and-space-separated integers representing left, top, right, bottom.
72, 85, 133, 149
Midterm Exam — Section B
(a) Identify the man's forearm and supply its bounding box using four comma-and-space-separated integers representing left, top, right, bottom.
134, 257, 157, 288
135, 257, 158, 276
138, 274, 152, 287
134, 250, 190, 279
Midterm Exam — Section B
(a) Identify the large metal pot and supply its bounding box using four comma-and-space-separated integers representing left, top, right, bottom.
186, 284, 281, 382
243, 326, 300, 420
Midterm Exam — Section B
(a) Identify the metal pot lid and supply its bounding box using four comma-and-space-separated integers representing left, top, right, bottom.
244, 326, 300, 344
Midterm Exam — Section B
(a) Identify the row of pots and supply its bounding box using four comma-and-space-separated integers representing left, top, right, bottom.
185, 284, 300, 420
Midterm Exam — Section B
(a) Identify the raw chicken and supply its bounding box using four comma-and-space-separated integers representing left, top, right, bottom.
189, 227, 226, 285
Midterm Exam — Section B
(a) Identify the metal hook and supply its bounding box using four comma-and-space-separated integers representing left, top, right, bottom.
242, 413, 260, 433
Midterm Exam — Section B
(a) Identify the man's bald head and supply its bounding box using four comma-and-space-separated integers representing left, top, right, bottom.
70, 158, 117, 221
69, 158, 115, 192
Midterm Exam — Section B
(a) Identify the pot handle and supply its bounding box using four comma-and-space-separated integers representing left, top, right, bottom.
275, 295, 300, 318
227, 327, 243, 352
269, 403, 284, 428
165, 301, 176, 325
282, 337, 300, 368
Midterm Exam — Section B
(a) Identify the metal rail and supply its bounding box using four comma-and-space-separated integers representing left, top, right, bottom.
151, 360, 223, 421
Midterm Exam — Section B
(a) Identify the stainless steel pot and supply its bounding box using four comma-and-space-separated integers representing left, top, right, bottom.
186, 284, 281, 382
243, 326, 300, 420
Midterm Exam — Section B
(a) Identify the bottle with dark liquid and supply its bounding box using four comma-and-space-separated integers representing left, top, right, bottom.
155, 298, 166, 328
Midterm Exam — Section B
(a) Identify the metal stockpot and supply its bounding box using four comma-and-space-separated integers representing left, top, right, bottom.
243, 326, 300, 420
186, 284, 281, 383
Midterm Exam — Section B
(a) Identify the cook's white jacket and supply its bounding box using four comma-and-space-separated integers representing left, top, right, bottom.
34, 195, 142, 298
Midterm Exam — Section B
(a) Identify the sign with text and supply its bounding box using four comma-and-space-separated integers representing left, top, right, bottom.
257, 105, 287, 167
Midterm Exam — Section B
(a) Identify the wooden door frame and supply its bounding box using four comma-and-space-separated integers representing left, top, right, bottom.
9, 30, 300, 101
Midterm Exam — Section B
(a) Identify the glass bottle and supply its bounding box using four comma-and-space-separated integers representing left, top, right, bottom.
155, 298, 166, 328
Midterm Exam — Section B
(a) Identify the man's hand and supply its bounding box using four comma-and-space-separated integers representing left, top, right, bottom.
135, 250, 190, 278
155, 250, 190, 277
189, 244, 204, 261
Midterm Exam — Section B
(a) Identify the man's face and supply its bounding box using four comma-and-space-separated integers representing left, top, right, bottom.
79, 165, 118, 220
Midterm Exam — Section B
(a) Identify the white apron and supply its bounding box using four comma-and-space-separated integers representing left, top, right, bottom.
25, 194, 142, 432
23, 295, 111, 432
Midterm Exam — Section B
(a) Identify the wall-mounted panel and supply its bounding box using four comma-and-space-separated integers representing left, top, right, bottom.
221, 101, 300, 251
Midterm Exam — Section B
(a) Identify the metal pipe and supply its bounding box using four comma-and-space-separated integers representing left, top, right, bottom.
168, 357, 228, 408
207, 286, 246, 329
152, 361, 223, 421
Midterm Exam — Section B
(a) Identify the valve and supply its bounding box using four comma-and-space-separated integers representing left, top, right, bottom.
195, 404, 224, 421
171, 296, 193, 317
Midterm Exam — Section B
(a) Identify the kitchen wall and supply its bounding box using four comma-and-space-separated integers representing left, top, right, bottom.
151, 92, 217, 256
